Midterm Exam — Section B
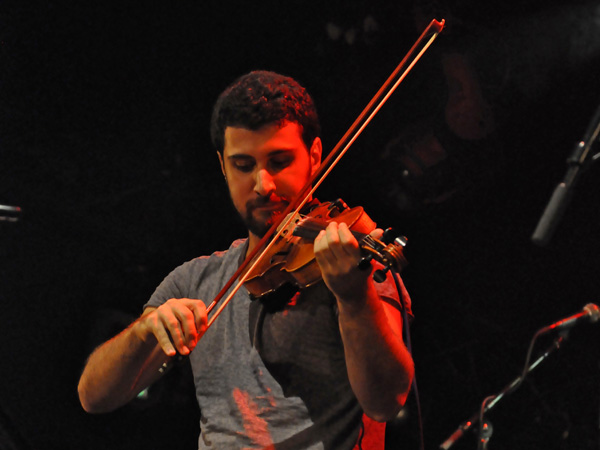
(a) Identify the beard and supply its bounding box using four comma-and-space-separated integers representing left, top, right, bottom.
243, 209, 281, 238
241, 195, 289, 238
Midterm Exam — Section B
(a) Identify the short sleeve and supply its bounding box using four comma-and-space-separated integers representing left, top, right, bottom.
144, 259, 204, 311
373, 264, 413, 319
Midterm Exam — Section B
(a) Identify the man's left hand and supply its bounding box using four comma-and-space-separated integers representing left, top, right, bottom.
313, 221, 376, 303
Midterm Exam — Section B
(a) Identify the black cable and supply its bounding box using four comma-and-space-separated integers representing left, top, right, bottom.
392, 270, 425, 450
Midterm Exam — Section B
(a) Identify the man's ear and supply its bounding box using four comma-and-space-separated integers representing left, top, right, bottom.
309, 137, 322, 176
217, 151, 226, 178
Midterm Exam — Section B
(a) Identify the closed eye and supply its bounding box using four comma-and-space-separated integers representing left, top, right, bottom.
229, 156, 255, 173
269, 155, 294, 172
233, 161, 255, 172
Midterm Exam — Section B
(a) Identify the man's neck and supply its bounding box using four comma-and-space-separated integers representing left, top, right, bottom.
246, 232, 261, 257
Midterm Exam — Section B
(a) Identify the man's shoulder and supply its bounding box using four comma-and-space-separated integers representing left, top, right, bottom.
146, 238, 248, 308
190, 238, 246, 263
176, 238, 247, 274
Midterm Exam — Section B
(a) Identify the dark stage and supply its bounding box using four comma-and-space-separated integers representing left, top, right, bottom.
1, 1, 600, 449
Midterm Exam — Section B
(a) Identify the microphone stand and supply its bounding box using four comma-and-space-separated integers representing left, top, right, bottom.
532, 99, 600, 246
439, 334, 566, 450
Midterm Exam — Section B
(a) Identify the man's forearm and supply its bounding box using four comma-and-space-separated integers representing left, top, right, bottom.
78, 322, 171, 413
337, 281, 414, 422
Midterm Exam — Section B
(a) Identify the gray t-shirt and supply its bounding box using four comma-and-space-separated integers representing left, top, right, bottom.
147, 238, 411, 449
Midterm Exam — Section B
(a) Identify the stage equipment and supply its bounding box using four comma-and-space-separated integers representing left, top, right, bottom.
532, 99, 600, 246
0, 204, 21, 222
439, 303, 599, 449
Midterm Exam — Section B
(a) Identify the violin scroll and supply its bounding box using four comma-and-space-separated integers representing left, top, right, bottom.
358, 229, 408, 283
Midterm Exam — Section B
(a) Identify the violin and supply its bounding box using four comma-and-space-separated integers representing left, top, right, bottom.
243, 199, 409, 298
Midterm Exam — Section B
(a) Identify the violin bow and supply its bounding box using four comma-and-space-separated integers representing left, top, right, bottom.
205, 18, 445, 328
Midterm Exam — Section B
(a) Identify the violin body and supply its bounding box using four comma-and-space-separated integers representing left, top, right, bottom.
243, 200, 405, 298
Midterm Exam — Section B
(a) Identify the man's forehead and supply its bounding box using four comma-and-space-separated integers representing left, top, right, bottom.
223, 122, 306, 155
224, 120, 301, 135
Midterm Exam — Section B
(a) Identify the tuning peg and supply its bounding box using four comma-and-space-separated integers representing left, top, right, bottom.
381, 228, 395, 244
328, 198, 349, 213
358, 255, 373, 271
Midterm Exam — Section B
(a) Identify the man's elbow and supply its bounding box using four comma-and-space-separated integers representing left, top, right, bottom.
78, 386, 98, 414
364, 373, 414, 422
77, 378, 121, 414
78, 381, 102, 414
363, 393, 408, 423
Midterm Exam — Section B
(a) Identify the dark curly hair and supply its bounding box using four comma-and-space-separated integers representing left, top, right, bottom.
210, 71, 320, 153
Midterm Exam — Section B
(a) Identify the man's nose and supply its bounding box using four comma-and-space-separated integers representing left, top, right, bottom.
254, 169, 276, 196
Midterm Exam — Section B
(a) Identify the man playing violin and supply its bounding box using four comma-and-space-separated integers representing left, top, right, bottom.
78, 70, 414, 449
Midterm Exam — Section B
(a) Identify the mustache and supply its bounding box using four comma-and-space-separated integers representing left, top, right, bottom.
246, 194, 288, 212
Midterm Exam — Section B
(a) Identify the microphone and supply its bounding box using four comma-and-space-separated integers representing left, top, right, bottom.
532, 98, 600, 246
540, 303, 600, 334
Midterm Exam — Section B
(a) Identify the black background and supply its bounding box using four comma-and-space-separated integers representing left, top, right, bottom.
1, 1, 599, 449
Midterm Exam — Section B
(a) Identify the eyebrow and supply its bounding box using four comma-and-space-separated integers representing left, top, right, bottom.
227, 149, 294, 160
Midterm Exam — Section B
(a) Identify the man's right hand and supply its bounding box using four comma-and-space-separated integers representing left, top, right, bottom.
134, 298, 208, 357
